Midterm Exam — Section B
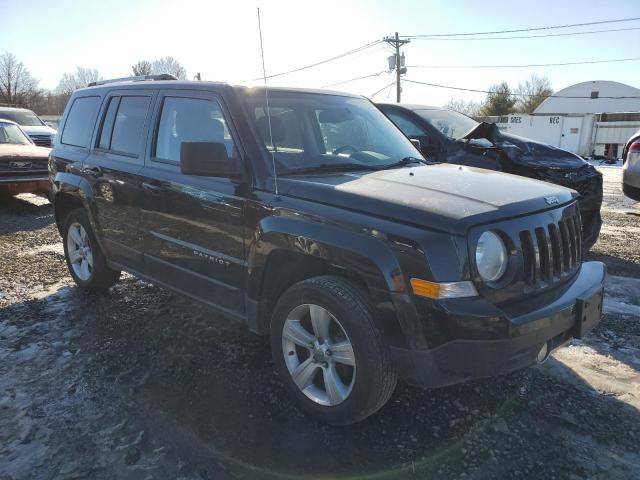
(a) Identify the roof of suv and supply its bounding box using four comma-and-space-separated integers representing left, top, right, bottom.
77, 79, 362, 99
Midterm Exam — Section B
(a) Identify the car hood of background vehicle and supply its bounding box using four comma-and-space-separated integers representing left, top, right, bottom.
0, 144, 51, 159
20, 125, 57, 136
278, 163, 577, 235
461, 122, 587, 169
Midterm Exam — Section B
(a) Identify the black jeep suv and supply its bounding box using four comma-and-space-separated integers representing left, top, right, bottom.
378, 104, 603, 251
49, 77, 606, 425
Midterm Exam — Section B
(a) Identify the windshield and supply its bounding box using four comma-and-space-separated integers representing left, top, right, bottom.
241, 90, 421, 174
416, 109, 478, 140
0, 123, 32, 145
0, 109, 45, 126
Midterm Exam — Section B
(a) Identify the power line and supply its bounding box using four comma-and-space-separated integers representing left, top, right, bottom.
321, 71, 387, 88
369, 80, 396, 98
402, 17, 640, 38
247, 40, 381, 81
403, 78, 640, 99
407, 56, 640, 69
405, 26, 640, 41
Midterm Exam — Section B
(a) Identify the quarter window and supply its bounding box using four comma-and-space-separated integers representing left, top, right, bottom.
61, 96, 101, 148
155, 97, 235, 164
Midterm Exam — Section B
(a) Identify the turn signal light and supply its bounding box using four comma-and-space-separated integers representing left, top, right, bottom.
410, 278, 478, 299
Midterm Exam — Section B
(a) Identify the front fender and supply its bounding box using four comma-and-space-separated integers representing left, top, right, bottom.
247, 214, 423, 349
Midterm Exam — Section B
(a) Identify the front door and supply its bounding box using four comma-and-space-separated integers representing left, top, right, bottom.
139, 91, 247, 315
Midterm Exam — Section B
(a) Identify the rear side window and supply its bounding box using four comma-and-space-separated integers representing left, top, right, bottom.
110, 96, 151, 155
61, 96, 101, 148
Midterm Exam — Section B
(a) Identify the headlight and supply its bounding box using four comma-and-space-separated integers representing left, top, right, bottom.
475, 231, 508, 282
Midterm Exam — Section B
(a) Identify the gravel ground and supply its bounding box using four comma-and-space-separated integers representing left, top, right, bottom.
1, 167, 639, 480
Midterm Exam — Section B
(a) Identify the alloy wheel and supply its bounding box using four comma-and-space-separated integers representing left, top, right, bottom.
67, 222, 93, 281
281, 304, 356, 406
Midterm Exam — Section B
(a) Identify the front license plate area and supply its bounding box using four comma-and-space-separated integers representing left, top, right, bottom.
573, 288, 604, 339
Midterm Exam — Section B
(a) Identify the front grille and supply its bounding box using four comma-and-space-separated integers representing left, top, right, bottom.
519, 211, 582, 287
30, 135, 52, 147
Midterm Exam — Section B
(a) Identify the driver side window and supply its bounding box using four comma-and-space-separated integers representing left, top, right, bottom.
386, 111, 428, 139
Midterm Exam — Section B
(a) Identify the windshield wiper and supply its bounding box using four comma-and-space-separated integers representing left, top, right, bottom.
377, 156, 433, 170
280, 163, 379, 176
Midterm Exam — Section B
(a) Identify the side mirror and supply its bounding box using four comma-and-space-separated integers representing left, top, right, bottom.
410, 135, 438, 157
180, 142, 238, 177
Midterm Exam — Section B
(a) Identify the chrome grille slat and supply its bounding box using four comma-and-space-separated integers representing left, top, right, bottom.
535, 227, 552, 282
566, 219, 577, 268
519, 211, 581, 288
548, 223, 563, 276
559, 220, 572, 270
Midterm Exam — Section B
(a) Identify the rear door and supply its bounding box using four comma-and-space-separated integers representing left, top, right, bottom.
138, 89, 247, 315
84, 89, 156, 270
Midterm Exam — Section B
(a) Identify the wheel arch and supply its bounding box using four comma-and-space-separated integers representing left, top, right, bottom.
245, 215, 415, 348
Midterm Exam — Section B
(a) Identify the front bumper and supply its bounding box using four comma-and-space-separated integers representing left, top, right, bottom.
391, 261, 606, 388
0, 175, 49, 195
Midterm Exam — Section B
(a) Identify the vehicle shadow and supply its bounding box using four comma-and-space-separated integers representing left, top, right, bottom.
50, 278, 639, 480
584, 251, 639, 278
0, 193, 53, 235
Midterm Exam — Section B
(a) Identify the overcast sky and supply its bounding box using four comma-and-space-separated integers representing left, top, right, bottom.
1, 0, 639, 105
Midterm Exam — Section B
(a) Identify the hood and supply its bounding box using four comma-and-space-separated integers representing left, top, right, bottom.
461, 122, 587, 169
0, 144, 51, 158
278, 164, 577, 235
21, 125, 57, 136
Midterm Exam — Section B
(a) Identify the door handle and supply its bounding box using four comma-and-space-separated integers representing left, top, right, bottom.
142, 181, 162, 195
83, 166, 102, 178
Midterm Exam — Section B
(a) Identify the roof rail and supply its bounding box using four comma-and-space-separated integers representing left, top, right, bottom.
87, 73, 178, 87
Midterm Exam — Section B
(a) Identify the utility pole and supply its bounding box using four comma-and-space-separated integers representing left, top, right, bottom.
384, 32, 410, 103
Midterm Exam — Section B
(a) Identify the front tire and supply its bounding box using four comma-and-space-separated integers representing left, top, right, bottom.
62, 208, 120, 291
270, 275, 397, 425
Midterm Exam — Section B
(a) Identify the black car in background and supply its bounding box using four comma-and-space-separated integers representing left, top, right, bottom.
378, 104, 603, 251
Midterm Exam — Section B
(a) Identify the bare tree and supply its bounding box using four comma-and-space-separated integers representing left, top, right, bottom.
151, 57, 187, 79
132, 60, 152, 76
515, 75, 553, 113
444, 98, 484, 117
56, 67, 101, 95
0, 52, 42, 107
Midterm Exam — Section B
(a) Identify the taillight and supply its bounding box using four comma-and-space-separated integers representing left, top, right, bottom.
628, 141, 640, 163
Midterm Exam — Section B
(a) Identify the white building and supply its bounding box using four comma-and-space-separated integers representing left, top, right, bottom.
533, 80, 640, 115
479, 80, 640, 158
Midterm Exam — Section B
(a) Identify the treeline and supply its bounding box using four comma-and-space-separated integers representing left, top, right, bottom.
0, 52, 188, 115
444, 75, 554, 117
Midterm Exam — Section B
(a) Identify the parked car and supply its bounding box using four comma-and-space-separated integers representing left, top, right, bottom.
0, 106, 57, 147
622, 129, 640, 201
0, 119, 50, 196
50, 77, 605, 425
378, 104, 603, 251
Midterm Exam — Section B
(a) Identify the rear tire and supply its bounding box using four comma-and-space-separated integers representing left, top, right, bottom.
62, 208, 120, 291
270, 275, 397, 425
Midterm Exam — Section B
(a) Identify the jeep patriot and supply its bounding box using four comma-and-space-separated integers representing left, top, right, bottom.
49, 75, 606, 425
